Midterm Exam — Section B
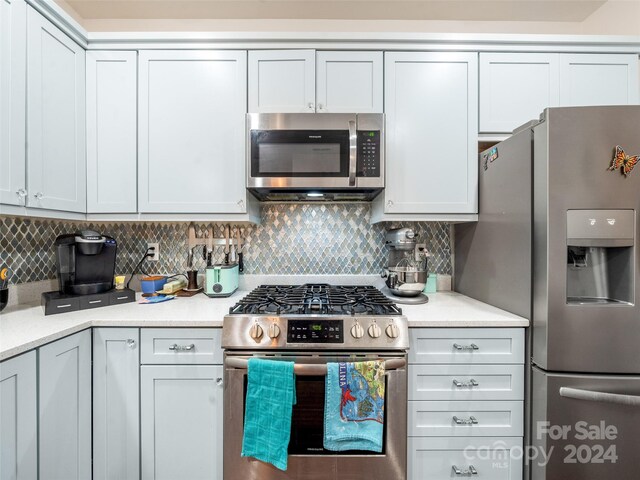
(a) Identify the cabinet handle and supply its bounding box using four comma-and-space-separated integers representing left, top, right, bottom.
453, 343, 479, 351
308, 102, 315, 111
34, 192, 43, 200
237, 199, 244, 209
453, 379, 479, 388
88, 300, 102, 304
387, 200, 394, 208
127, 339, 136, 349
453, 415, 478, 425
452, 465, 478, 476
216, 377, 223, 386
16, 188, 27, 203
169, 343, 195, 351
317, 103, 324, 111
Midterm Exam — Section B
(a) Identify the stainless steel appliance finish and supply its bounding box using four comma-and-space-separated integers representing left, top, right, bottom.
383, 228, 428, 297
384, 265, 428, 297
247, 113, 384, 201
455, 106, 640, 480
222, 284, 408, 480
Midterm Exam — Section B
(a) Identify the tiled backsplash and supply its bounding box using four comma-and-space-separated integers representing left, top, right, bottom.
0, 203, 452, 285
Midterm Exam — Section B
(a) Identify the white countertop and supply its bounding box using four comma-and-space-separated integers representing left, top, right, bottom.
0, 291, 528, 362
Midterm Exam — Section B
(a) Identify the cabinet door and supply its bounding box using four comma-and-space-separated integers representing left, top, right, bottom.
384, 52, 478, 214
93, 328, 140, 480
248, 49, 315, 113
39, 330, 91, 480
141, 365, 223, 480
0, 0, 27, 206
26, 8, 86, 212
138, 50, 247, 213
316, 51, 383, 113
0, 351, 37, 480
560, 54, 639, 106
480, 53, 560, 133
87, 51, 137, 213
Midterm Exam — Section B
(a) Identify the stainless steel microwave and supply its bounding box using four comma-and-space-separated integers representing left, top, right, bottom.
246, 113, 384, 201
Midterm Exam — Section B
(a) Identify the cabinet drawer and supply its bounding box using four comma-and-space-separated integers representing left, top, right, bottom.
408, 437, 523, 480
140, 329, 222, 365
409, 328, 524, 364
409, 364, 524, 401
408, 400, 523, 437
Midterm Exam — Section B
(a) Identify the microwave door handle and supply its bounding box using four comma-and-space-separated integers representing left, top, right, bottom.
225, 357, 406, 376
559, 387, 640, 407
348, 120, 357, 186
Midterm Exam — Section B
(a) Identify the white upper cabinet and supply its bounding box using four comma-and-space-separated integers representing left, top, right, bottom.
138, 50, 248, 213
316, 51, 383, 113
479, 53, 560, 133
26, 7, 86, 213
248, 49, 383, 113
86, 51, 137, 213
559, 54, 639, 106
0, 0, 27, 206
377, 52, 478, 217
248, 49, 316, 113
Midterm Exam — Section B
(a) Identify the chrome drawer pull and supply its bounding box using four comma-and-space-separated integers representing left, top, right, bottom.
169, 343, 195, 351
452, 465, 478, 476
453, 415, 478, 425
453, 343, 479, 351
453, 379, 479, 388
88, 300, 102, 304
56, 304, 72, 309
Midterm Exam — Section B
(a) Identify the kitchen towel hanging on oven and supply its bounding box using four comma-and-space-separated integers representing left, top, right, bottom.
241, 358, 297, 471
324, 360, 385, 452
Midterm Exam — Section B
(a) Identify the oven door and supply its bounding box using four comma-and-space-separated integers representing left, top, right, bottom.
224, 352, 407, 480
247, 113, 358, 189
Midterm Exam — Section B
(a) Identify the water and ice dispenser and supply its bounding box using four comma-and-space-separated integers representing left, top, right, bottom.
566, 210, 635, 305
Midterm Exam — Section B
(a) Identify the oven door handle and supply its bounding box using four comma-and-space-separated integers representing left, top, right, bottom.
225, 357, 406, 376
559, 387, 640, 407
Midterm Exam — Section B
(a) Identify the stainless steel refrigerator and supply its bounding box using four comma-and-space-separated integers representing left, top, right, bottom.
455, 106, 640, 479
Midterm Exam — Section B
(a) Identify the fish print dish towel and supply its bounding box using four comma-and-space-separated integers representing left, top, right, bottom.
324, 360, 385, 452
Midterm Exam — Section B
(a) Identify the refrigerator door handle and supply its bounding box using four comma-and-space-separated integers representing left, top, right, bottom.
559, 387, 640, 407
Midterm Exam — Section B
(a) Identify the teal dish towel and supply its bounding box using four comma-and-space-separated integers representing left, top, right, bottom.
324, 361, 385, 452
241, 358, 296, 471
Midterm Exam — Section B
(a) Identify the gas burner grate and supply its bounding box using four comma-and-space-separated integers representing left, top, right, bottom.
228, 284, 402, 316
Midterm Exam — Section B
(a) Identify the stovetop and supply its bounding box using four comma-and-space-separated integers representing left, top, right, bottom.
228, 284, 403, 316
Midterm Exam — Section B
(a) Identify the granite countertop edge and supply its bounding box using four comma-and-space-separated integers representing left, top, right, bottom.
0, 291, 529, 362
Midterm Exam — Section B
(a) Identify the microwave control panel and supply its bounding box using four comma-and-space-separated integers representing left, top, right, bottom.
287, 319, 344, 343
357, 131, 381, 177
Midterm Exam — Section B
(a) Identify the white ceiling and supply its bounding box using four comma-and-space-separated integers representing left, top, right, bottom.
56, 0, 610, 22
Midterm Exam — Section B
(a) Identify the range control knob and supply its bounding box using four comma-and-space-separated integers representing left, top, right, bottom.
368, 323, 382, 338
350, 322, 365, 339
249, 322, 264, 340
386, 323, 399, 339
268, 323, 281, 339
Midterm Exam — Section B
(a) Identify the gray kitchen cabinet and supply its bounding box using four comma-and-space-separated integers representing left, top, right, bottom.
0, 351, 37, 480
0, 0, 27, 207
137, 50, 248, 213
39, 330, 92, 480
141, 365, 224, 480
373, 52, 478, 220
479, 53, 560, 133
559, 53, 639, 106
93, 328, 140, 480
248, 49, 383, 113
26, 7, 86, 213
86, 51, 138, 213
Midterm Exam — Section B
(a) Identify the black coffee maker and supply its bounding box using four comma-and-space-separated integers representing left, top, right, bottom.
55, 230, 117, 295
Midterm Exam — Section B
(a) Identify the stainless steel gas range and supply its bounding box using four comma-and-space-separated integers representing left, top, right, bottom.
222, 284, 409, 480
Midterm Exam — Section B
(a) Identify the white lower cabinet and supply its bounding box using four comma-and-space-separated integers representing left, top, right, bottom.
93, 328, 140, 480
140, 365, 224, 480
408, 328, 525, 480
0, 351, 37, 480
38, 330, 92, 480
409, 437, 523, 480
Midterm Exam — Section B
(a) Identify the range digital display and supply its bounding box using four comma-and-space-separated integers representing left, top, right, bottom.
287, 319, 343, 343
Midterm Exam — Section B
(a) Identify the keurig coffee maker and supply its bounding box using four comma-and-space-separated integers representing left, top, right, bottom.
55, 230, 117, 295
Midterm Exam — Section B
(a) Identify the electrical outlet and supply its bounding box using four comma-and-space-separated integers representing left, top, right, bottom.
148, 242, 160, 261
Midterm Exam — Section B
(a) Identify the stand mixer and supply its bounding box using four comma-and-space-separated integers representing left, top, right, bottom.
382, 228, 429, 300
